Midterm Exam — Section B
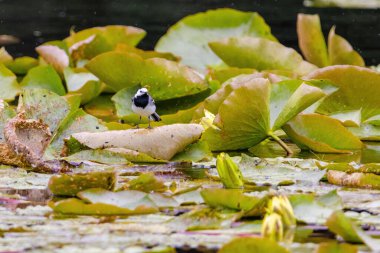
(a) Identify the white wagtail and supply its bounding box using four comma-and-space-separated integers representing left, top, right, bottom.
131, 88, 161, 128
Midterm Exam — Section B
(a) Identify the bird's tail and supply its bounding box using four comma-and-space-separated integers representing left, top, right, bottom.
150, 112, 161, 122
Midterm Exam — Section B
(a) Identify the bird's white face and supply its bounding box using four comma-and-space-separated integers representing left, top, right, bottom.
136, 88, 148, 96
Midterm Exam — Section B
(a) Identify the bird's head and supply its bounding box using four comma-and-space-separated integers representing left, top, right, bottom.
136, 88, 148, 96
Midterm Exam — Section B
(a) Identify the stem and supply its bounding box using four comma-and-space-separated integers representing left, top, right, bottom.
269, 133, 294, 157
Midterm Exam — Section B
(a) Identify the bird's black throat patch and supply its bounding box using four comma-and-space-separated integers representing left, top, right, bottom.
133, 93, 149, 108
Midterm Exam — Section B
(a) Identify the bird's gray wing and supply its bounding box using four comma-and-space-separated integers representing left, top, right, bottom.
149, 95, 155, 105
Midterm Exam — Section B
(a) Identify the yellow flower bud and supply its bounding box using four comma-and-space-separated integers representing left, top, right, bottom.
268, 195, 296, 228
261, 213, 284, 242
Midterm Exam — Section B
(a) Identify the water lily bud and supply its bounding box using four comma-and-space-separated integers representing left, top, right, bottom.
268, 195, 296, 228
216, 152, 244, 189
261, 212, 284, 242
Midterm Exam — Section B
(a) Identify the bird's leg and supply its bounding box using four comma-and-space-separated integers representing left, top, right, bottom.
147, 117, 152, 129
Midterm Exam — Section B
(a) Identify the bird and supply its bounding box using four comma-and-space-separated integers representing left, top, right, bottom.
131, 88, 161, 128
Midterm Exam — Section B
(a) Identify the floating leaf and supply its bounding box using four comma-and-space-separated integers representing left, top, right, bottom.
171, 141, 212, 162
326, 211, 380, 251
127, 173, 167, 193
203, 76, 324, 152
69, 124, 203, 160
86, 51, 207, 100
48, 171, 116, 196
209, 37, 317, 76
5, 56, 39, 75
65, 25, 146, 59
84, 95, 118, 122
329, 110, 361, 127
63, 67, 103, 104
297, 14, 329, 67
0, 64, 21, 101
238, 154, 326, 186
283, 114, 363, 153
315, 242, 357, 253
327, 170, 380, 190
52, 189, 158, 216
201, 188, 265, 212
36, 44, 69, 74
218, 237, 289, 253
21, 66, 66, 96
289, 190, 343, 224
306, 65, 380, 121
328, 26, 365, 66
155, 8, 276, 71
115, 43, 179, 61
348, 124, 380, 141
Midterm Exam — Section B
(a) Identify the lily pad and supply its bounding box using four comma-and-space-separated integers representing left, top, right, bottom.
203, 76, 324, 151
5, 56, 39, 75
297, 14, 329, 67
326, 211, 380, 251
36, 44, 70, 74
327, 170, 380, 190
48, 171, 116, 196
0, 64, 21, 101
115, 43, 179, 61
65, 25, 146, 59
127, 173, 167, 193
315, 242, 357, 253
200, 188, 265, 212
86, 51, 207, 100
218, 237, 289, 253
20, 66, 66, 96
171, 141, 212, 162
0, 47, 13, 64
155, 8, 276, 72
328, 26, 365, 66
289, 190, 343, 224
282, 114, 363, 153
209, 37, 317, 76
69, 124, 203, 160
306, 65, 380, 121
63, 67, 104, 104
84, 95, 118, 122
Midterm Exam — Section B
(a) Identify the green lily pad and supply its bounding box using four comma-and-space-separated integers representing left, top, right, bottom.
328, 26, 365, 66
48, 171, 116, 196
209, 37, 317, 76
297, 14, 329, 67
86, 52, 207, 100
200, 188, 265, 212
127, 173, 167, 193
282, 114, 363, 153
63, 67, 104, 104
0, 64, 21, 101
289, 190, 343, 224
65, 25, 146, 59
306, 65, 380, 121
20, 66, 66, 96
46, 109, 106, 158
315, 242, 357, 253
5, 56, 39, 75
115, 43, 179, 61
171, 141, 212, 162
218, 237, 289, 253
155, 8, 276, 72
207, 67, 257, 85
203, 76, 324, 151
77, 188, 158, 214
326, 211, 380, 251
83, 95, 118, 122
237, 154, 326, 186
